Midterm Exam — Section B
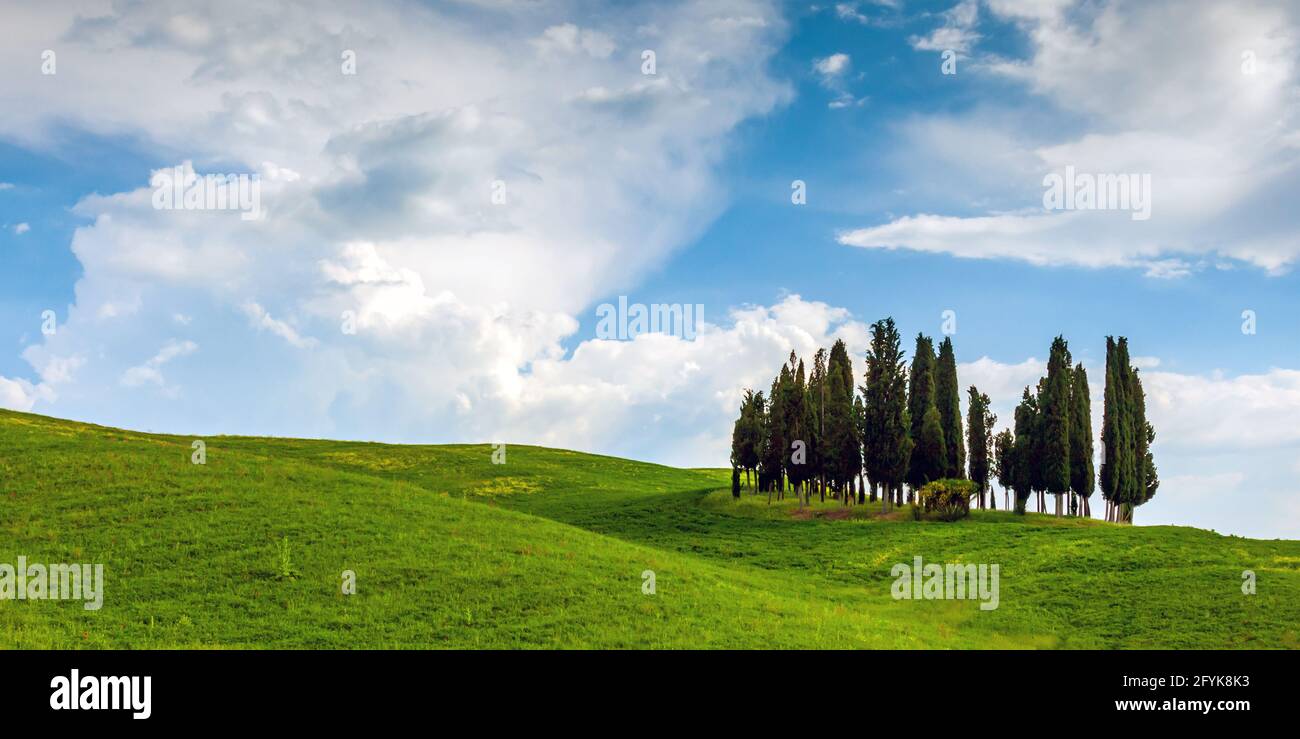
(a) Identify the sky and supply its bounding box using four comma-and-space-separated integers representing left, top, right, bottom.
1, 0, 1299, 539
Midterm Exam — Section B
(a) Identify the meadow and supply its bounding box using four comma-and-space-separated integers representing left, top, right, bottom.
1, 408, 1296, 648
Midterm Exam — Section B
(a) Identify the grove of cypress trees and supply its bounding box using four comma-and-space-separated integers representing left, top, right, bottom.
935, 337, 965, 479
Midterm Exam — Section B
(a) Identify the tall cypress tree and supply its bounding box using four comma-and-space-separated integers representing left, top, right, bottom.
966, 386, 994, 509
907, 334, 945, 497
863, 318, 912, 512
826, 340, 860, 502
1101, 336, 1158, 523
808, 348, 828, 501
1068, 363, 1096, 516
761, 370, 787, 503
1099, 337, 1123, 519
1041, 336, 1073, 515
1127, 362, 1147, 520
729, 390, 762, 490
1030, 378, 1048, 512
1011, 388, 1038, 514
993, 428, 1015, 511
787, 355, 808, 501
935, 337, 965, 478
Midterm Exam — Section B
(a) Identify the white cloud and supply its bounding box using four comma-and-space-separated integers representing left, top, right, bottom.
240, 302, 317, 349
13, 222, 29, 235
910, 0, 980, 53
532, 24, 616, 58
121, 340, 198, 388
847, 0, 1300, 275
813, 52, 862, 108
0, 375, 53, 412
957, 354, 1300, 538
813, 53, 851, 79
6, 0, 794, 446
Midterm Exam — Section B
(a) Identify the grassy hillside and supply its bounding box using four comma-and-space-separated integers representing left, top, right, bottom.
1, 408, 1296, 649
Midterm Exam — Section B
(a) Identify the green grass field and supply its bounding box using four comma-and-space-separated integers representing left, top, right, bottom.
1, 408, 1296, 649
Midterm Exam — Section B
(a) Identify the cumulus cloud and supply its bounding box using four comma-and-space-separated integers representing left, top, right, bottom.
813, 52, 851, 79
3, 0, 795, 444
909, 0, 980, 53
0, 375, 53, 412
812, 52, 862, 109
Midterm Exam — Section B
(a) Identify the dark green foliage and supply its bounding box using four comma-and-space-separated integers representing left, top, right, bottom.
1011, 388, 1038, 514
730, 389, 763, 488
935, 337, 965, 478
993, 428, 1015, 505
760, 368, 786, 496
907, 334, 945, 491
966, 386, 994, 505
1100, 337, 1158, 523
825, 340, 860, 492
1041, 336, 1072, 497
862, 318, 912, 508
915, 404, 948, 487
1142, 422, 1159, 503
805, 348, 828, 498
1069, 363, 1096, 500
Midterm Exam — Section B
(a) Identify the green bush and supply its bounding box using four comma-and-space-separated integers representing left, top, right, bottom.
917, 478, 977, 521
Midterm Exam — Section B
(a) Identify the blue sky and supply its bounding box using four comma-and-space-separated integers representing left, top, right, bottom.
2, 0, 1299, 538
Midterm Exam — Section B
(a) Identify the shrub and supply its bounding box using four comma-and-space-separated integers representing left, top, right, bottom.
917, 478, 977, 521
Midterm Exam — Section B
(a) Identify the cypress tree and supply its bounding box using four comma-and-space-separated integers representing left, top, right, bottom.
787, 355, 808, 502
1126, 362, 1147, 521
1030, 378, 1048, 512
1068, 363, 1096, 516
1011, 388, 1038, 514
730, 390, 762, 490
826, 340, 860, 502
936, 337, 965, 478
966, 386, 994, 509
1041, 336, 1073, 515
1101, 337, 1158, 523
761, 371, 787, 503
993, 428, 1015, 511
1099, 337, 1123, 520
907, 334, 945, 498
863, 318, 912, 512
808, 348, 828, 501
916, 404, 948, 487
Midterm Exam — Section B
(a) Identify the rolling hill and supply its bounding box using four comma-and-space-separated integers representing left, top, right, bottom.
1, 408, 1296, 648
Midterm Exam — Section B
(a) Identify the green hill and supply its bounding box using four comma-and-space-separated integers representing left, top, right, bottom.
1, 408, 1296, 648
